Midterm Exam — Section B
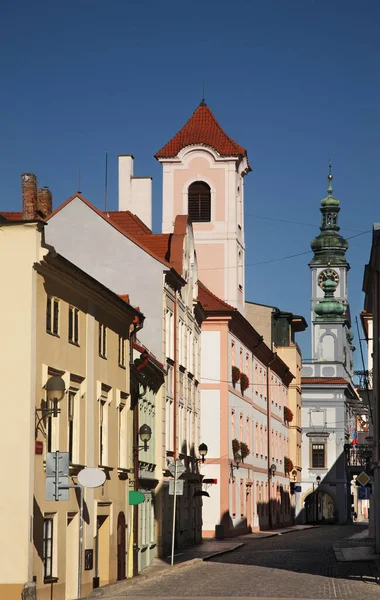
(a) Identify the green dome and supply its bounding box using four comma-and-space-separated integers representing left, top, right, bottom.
310, 172, 349, 267
321, 194, 340, 207
314, 274, 345, 320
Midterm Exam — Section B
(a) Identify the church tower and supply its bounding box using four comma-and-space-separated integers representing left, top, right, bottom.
155, 101, 251, 313
309, 170, 354, 373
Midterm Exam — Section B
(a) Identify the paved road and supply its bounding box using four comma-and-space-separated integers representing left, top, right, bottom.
106, 525, 380, 599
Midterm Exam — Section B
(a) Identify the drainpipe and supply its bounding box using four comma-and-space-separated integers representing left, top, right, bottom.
130, 318, 144, 578
173, 290, 178, 459
376, 270, 380, 552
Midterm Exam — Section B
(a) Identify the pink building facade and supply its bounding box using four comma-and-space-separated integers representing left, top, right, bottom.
156, 102, 294, 536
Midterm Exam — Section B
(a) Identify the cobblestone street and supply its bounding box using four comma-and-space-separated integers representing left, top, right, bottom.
103, 525, 380, 599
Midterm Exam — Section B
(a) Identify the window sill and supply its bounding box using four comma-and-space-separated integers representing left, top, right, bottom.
99, 354, 107, 360
44, 577, 59, 584
46, 331, 60, 338
69, 340, 80, 347
118, 364, 126, 370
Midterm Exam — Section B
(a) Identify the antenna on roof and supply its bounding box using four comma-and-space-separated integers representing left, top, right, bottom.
104, 152, 108, 212
201, 80, 206, 105
78, 168, 81, 193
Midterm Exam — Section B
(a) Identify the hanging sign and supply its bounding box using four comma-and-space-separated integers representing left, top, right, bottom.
129, 490, 145, 505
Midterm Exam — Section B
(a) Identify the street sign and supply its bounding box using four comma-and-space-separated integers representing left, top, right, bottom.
357, 471, 371, 487
168, 459, 186, 478
46, 452, 70, 501
169, 479, 184, 495
358, 486, 371, 500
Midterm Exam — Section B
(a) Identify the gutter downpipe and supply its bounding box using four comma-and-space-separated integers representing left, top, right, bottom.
376, 269, 380, 553
130, 319, 144, 578
174, 290, 178, 459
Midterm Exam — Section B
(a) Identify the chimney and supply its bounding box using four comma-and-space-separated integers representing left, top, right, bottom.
21, 173, 37, 220
37, 186, 53, 218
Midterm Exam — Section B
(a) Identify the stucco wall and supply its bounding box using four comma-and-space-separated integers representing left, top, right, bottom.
46, 197, 164, 359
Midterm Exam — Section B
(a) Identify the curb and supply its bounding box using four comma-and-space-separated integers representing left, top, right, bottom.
83, 558, 202, 599
202, 542, 244, 561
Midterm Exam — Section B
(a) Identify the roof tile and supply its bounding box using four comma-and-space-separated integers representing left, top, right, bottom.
198, 281, 235, 312
155, 102, 247, 159
302, 377, 351, 385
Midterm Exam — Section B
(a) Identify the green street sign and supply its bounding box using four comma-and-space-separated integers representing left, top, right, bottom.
129, 491, 145, 505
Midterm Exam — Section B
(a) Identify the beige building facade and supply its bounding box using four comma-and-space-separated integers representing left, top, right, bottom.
0, 221, 142, 600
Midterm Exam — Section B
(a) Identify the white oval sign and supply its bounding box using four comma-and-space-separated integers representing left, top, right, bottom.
78, 468, 106, 489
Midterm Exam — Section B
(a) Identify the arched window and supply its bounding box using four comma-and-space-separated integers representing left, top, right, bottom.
188, 181, 211, 222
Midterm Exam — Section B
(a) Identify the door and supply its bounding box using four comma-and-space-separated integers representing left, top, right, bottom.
117, 512, 126, 580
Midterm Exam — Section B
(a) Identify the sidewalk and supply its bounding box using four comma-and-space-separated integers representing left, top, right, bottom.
85, 525, 313, 598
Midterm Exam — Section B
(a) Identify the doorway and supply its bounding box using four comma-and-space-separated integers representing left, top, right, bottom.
117, 512, 126, 580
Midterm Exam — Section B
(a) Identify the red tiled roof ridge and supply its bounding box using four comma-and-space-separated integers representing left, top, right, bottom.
119, 294, 130, 303
155, 101, 247, 159
198, 280, 236, 312
134, 340, 165, 372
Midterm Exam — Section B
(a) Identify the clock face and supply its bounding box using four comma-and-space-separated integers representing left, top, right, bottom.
318, 269, 339, 288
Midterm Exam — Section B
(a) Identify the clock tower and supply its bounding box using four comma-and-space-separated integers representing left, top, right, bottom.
309, 171, 354, 373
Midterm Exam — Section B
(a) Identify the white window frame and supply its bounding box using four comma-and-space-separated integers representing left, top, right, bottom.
46, 296, 59, 336
68, 306, 79, 345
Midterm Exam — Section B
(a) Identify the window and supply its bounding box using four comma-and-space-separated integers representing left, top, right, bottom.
118, 336, 126, 368
188, 181, 211, 222
68, 306, 79, 344
98, 324, 107, 358
43, 516, 54, 580
46, 296, 59, 336
312, 443, 325, 468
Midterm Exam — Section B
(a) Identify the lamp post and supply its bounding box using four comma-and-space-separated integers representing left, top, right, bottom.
198, 443, 208, 463
230, 452, 242, 479
35, 375, 66, 438
133, 423, 152, 577
268, 463, 276, 529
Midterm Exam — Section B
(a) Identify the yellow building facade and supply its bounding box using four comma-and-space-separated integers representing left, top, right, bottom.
0, 221, 142, 600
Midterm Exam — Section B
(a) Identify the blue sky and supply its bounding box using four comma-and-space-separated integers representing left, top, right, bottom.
1, 0, 379, 363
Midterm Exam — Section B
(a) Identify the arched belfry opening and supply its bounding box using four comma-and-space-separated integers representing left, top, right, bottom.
188, 181, 211, 222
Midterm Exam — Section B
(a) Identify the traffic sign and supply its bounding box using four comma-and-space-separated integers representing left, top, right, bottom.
168, 459, 186, 477
358, 486, 371, 500
169, 479, 184, 495
357, 471, 371, 487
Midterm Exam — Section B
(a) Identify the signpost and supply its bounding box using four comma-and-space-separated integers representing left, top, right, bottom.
168, 459, 185, 566
45, 457, 106, 599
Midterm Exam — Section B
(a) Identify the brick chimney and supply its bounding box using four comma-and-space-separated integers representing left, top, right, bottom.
37, 186, 53, 218
21, 173, 37, 220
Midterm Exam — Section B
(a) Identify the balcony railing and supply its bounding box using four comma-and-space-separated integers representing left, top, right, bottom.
344, 443, 373, 467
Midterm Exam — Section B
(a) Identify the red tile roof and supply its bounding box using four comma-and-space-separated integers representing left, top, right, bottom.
302, 377, 350, 385
135, 234, 171, 262
198, 281, 235, 312
0, 211, 23, 220
104, 210, 151, 235
155, 101, 247, 159
119, 294, 130, 303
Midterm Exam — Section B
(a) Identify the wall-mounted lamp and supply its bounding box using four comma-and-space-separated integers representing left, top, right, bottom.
316, 475, 321, 485
136, 424, 152, 452
35, 375, 66, 439
230, 452, 242, 479
292, 469, 298, 482
269, 463, 277, 478
198, 443, 208, 463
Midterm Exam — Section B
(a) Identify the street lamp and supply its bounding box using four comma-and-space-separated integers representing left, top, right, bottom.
138, 424, 152, 451
35, 375, 66, 438
198, 443, 208, 463
269, 463, 277, 478
230, 452, 242, 479
292, 469, 297, 482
